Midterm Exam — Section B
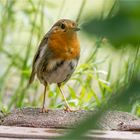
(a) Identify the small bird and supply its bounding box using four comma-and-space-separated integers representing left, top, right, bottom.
28, 19, 80, 112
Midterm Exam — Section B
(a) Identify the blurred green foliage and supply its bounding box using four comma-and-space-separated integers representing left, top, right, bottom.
83, 0, 140, 46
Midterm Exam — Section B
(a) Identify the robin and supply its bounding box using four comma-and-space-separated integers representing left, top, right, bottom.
28, 19, 80, 112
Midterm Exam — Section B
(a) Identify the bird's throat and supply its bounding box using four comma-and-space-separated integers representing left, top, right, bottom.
48, 33, 80, 60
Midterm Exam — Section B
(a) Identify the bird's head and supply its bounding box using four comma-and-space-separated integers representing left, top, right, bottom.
50, 19, 80, 35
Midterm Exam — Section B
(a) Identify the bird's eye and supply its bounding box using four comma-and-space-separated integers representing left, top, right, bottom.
60, 23, 65, 29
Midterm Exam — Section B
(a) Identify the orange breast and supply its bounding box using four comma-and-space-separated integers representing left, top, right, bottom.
47, 31, 80, 60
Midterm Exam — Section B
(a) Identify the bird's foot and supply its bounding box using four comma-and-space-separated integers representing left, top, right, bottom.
40, 107, 48, 113
64, 106, 74, 112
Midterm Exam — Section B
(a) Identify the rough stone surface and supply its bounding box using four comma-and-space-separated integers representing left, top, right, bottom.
98, 111, 140, 131
0, 108, 93, 128
1, 108, 140, 131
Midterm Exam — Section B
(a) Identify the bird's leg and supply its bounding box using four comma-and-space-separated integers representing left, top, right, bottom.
57, 84, 72, 112
40, 84, 48, 113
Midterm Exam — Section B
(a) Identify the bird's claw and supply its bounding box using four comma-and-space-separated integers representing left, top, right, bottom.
40, 107, 48, 113
64, 106, 74, 112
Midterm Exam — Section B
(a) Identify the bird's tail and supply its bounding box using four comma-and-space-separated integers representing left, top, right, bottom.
27, 70, 35, 88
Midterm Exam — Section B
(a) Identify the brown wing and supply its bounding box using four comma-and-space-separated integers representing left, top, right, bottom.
28, 33, 48, 85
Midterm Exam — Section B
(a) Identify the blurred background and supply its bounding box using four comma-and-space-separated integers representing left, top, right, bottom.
0, 0, 140, 116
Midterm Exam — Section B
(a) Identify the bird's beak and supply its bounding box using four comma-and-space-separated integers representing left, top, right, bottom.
73, 27, 80, 31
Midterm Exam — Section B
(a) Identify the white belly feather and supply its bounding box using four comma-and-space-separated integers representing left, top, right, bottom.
43, 59, 78, 84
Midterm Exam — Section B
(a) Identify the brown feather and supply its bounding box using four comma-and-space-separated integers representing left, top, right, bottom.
28, 33, 48, 85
